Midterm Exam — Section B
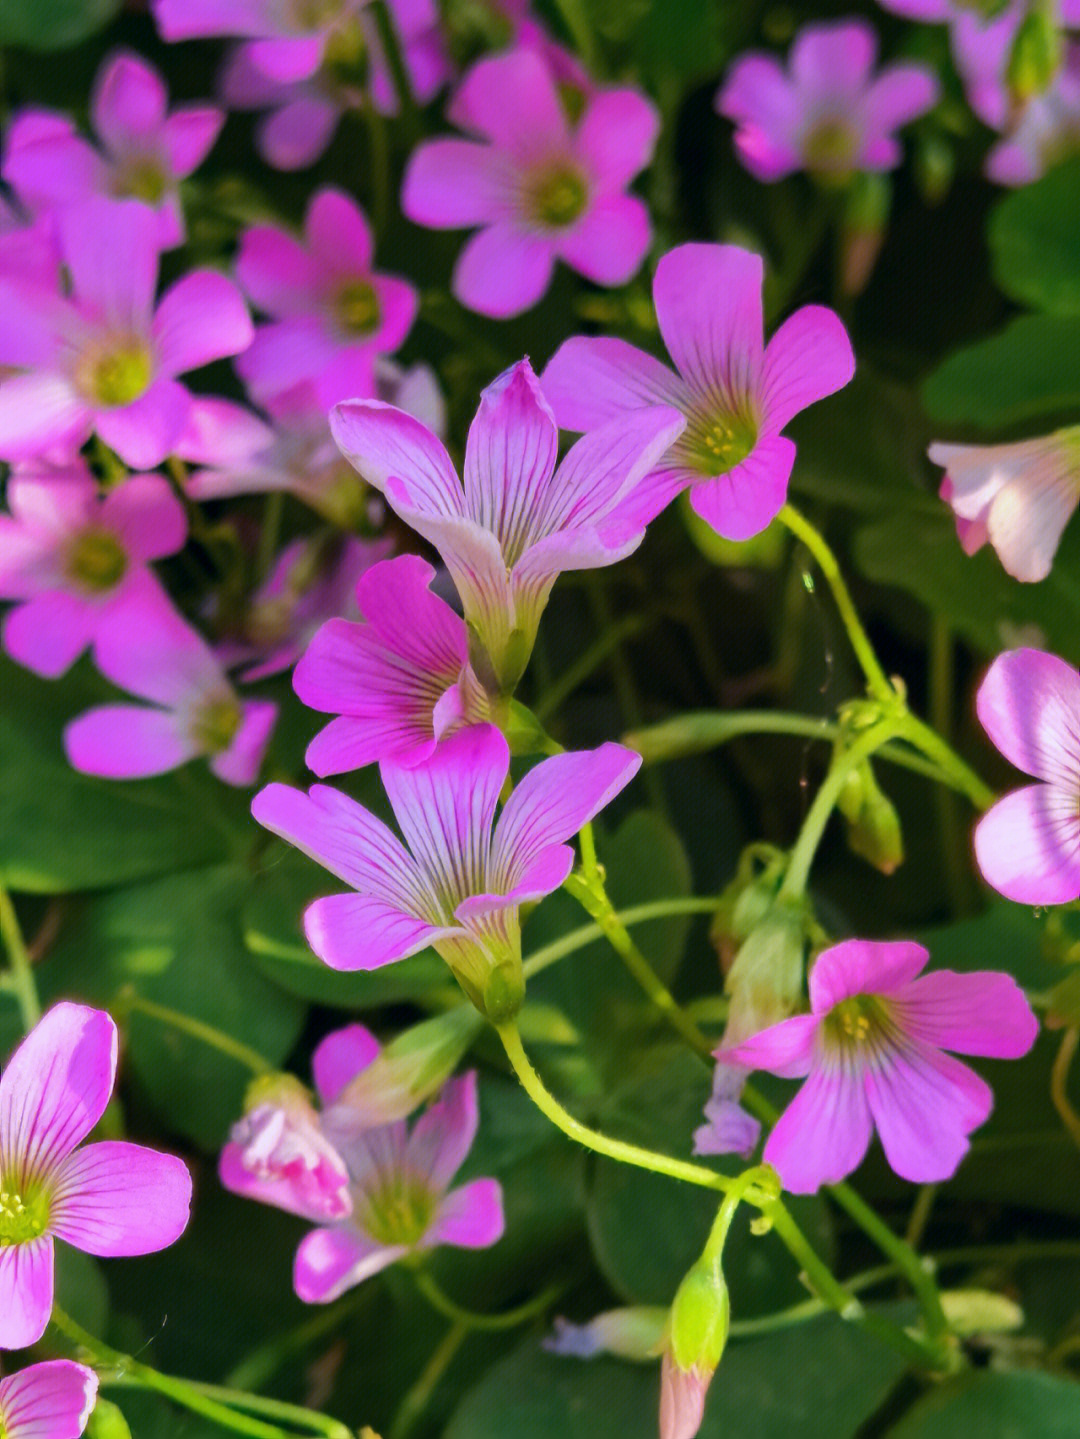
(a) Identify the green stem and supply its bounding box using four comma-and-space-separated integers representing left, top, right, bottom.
535, 614, 650, 723
225, 1296, 363, 1392
117, 991, 273, 1075
495, 1020, 733, 1193
256, 491, 285, 583
389, 1322, 468, 1439
894, 710, 996, 813
412, 1267, 563, 1332
0, 885, 41, 1029
521, 896, 723, 982
702, 1166, 779, 1264
370, 0, 418, 125
548, 0, 598, 70
361, 97, 390, 236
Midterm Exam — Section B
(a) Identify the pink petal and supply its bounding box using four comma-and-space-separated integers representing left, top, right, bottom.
717, 54, 803, 182
91, 52, 168, 149
369, 273, 419, 354
3, 124, 106, 212
401, 138, 508, 228
896, 969, 1038, 1059
460, 844, 575, 912
0, 376, 88, 463
0, 1004, 117, 1180
791, 20, 877, 95
305, 188, 373, 274
453, 222, 556, 318
653, 243, 764, 399
294, 1225, 403, 1303
719, 1013, 820, 1079
329, 400, 464, 520
160, 106, 225, 176
236, 224, 319, 316
307, 895, 456, 973
688, 434, 795, 541
176, 396, 274, 467
93, 376, 192, 471
91, 579, 220, 703
862, 65, 940, 135
809, 939, 930, 1013
462, 360, 559, 551
449, 47, 569, 155
305, 715, 435, 777
426, 1176, 504, 1248
541, 335, 684, 433
210, 698, 277, 787
545, 404, 686, 532
258, 97, 341, 171
0, 1360, 98, 1439
987, 463, 1079, 583
49, 1140, 191, 1255
64, 704, 199, 779
403, 1071, 479, 1190
864, 1044, 992, 1184
218, 1142, 346, 1221
0, 1238, 53, 1349
312, 1024, 381, 1105
151, 0, 277, 42
974, 783, 1080, 905
0, 521, 54, 600
760, 305, 855, 435
59, 198, 159, 330
246, 35, 325, 84
576, 88, 659, 189
153, 270, 253, 376
237, 319, 342, 407
764, 1065, 873, 1193
556, 193, 651, 287
102, 471, 187, 560
976, 648, 1080, 780
3, 593, 95, 678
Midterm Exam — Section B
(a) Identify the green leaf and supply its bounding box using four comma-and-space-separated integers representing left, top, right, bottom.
989, 159, 1080, 315
888, 1371, 1080, 1436
42, 864, 306, 1149
0, 0, 120, 48
54, 1245, 109, 1335
921, 314, 1080, 429
0, 657, 245, 892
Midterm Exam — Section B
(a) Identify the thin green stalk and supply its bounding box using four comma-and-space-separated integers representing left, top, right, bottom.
361, 97, 390, 236
389, 1322, 468, 1439
895, 710, 996, 813
412, 1268, 563, 1332
256, 491, 285, 583
225, 1296, 363, 1392
535, 613, 649, 723
702, 1167, 779, 1265
118, 991, 273, 1075
0, 885, 41, 1029
370, 0, 418, 125
521, 896, 723, 982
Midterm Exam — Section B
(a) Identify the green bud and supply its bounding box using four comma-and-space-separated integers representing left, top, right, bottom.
481, 959, 526, 1024
668, 1257, 730, 1376
242, 1071, 311, 1115
333, 1006, 485, 1126
1008, 5, 1062, 105
914, 134, 955, 205
87, 1399, 132, 1439
839, 761, 904, 875
840, 173, 891, 296
939, 1288, 1024, 1336
724, 907, 806, 1042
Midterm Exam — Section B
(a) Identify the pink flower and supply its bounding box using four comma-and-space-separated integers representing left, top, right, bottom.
986, 44, 1080, 183
716, 19, 939, 182
293, 1069, 503, 1303
692, 1063, 762, 1161
235, 188, 418, 410
2, 51, 223, 250
64, 591, 277, 786
152, 0, 369, 83
0, 1361, 98, 1439
543, 244, 854, 542
331, 358, 684, 691
0, 198, 253, 469
401, 47, 658, 317
930, 427, 1080, 581
252, 724, 640, 1016
722, 939, 1037, 1192
294, 553, 492, 776
974, 648, 1080, 904
659, 1354, 710, 1439
0, 461, 187, 678
0, 1003, 192, 1348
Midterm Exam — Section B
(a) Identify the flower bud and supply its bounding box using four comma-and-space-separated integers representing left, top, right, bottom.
939, 1288, 1023, 1336
545, 1306, 668, 1361
840, 173, 891, 297
838, 761, 904, 874
88, 1399, 132, 1439
660, 1258, 730, 1439
724, 906, 806, 1044
1008, 4, 1062, 106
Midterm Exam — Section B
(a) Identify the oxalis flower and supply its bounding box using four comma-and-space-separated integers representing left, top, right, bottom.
716, 18, 938, 183
974, 647, 1080, 904
0, 1003, 192, 1348
330, 358, 684, 693
293, 553, 492, 776
253, 723, 640, 1018
401, 46, 658, 317
0, 460, 187, 679
0, 1361, 98, 1439
722, 939, 1037, 1193
930, 426, 1080, 582
152, 0, 370, 83
543, 244, 854, 542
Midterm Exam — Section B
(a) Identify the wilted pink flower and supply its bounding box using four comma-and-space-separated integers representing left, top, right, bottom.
253, 724, 640, 1015
986, 44, 1080, 183
543, 244, 854, 541
152, 0, 369, 82
64, 592, 277, 786
294, 553, 492, 776
220, 0, 448, 168
716, 18, 938, 182
402, 47, 658, 317
974, 648, 1080, 904
331, 358, 684, 691
3, 51, 223, 249
293, 1070, 502, 1302
0, 1361, 98, 1439
0, 462, 187, 678
692, 1062, 762, 1160
930, 427, 1080, 581
0, 198, 253, 468
235, 188, 418, 410
0, 1003, 191, 1348
722, 939, 1037, 1192
222, 533, 392, 682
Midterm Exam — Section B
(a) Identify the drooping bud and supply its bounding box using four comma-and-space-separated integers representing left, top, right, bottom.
1008, 3, 1062, 106
544, 1307, 668, 1361
660, 1258, 730, 1439
840, 172, 891, 297
230, 1073, 351, 1220
837, 760, 904, 874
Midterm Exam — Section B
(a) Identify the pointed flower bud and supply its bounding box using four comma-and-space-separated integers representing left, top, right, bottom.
544, 1307, 668, 1361
660, 1258, 730, 1439
724, 906, 806, 1043
1008, 4, 1062, 105
838, 760, 904, 874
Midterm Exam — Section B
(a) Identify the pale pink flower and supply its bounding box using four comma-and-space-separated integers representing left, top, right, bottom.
986, 44, 1080, 183
152, 0, 370, 83
0, 1361, 98, 1439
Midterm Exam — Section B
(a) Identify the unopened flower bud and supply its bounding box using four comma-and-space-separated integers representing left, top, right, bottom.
230, 1073, 351, 1220
88, 1399, 132, 1439
939, 1288, 1023, 1336
660, 1259, 730, 1439
840, 173, 891, 296
545, 1306, 668, 1361
724, 906, 805, 1043
838, 761, 904, 874
1008, 5, 1063, 106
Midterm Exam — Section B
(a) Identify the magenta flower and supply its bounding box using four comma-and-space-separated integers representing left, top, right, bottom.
0, 1003, 191, 1348
331, 359, 684, 691
0, 198, 253, 469
986, 44, 1080, 184
930, 427, 1080, 582
974, 648, 1080, 904
152, 0, 369, 82
543, 244, 854, 542
235, 188, 418, 411
716, 19, 938, 182
401, 47, 658, 317
294, 1070, 502, 1303
64, 593, 277, 786
0, 462, 187, 678
294, 553, 491, 776
2, 51, 223, 250
253, 724, 640, 1015
0, 1361, 98, 1439
722, 939, 1037, 1193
